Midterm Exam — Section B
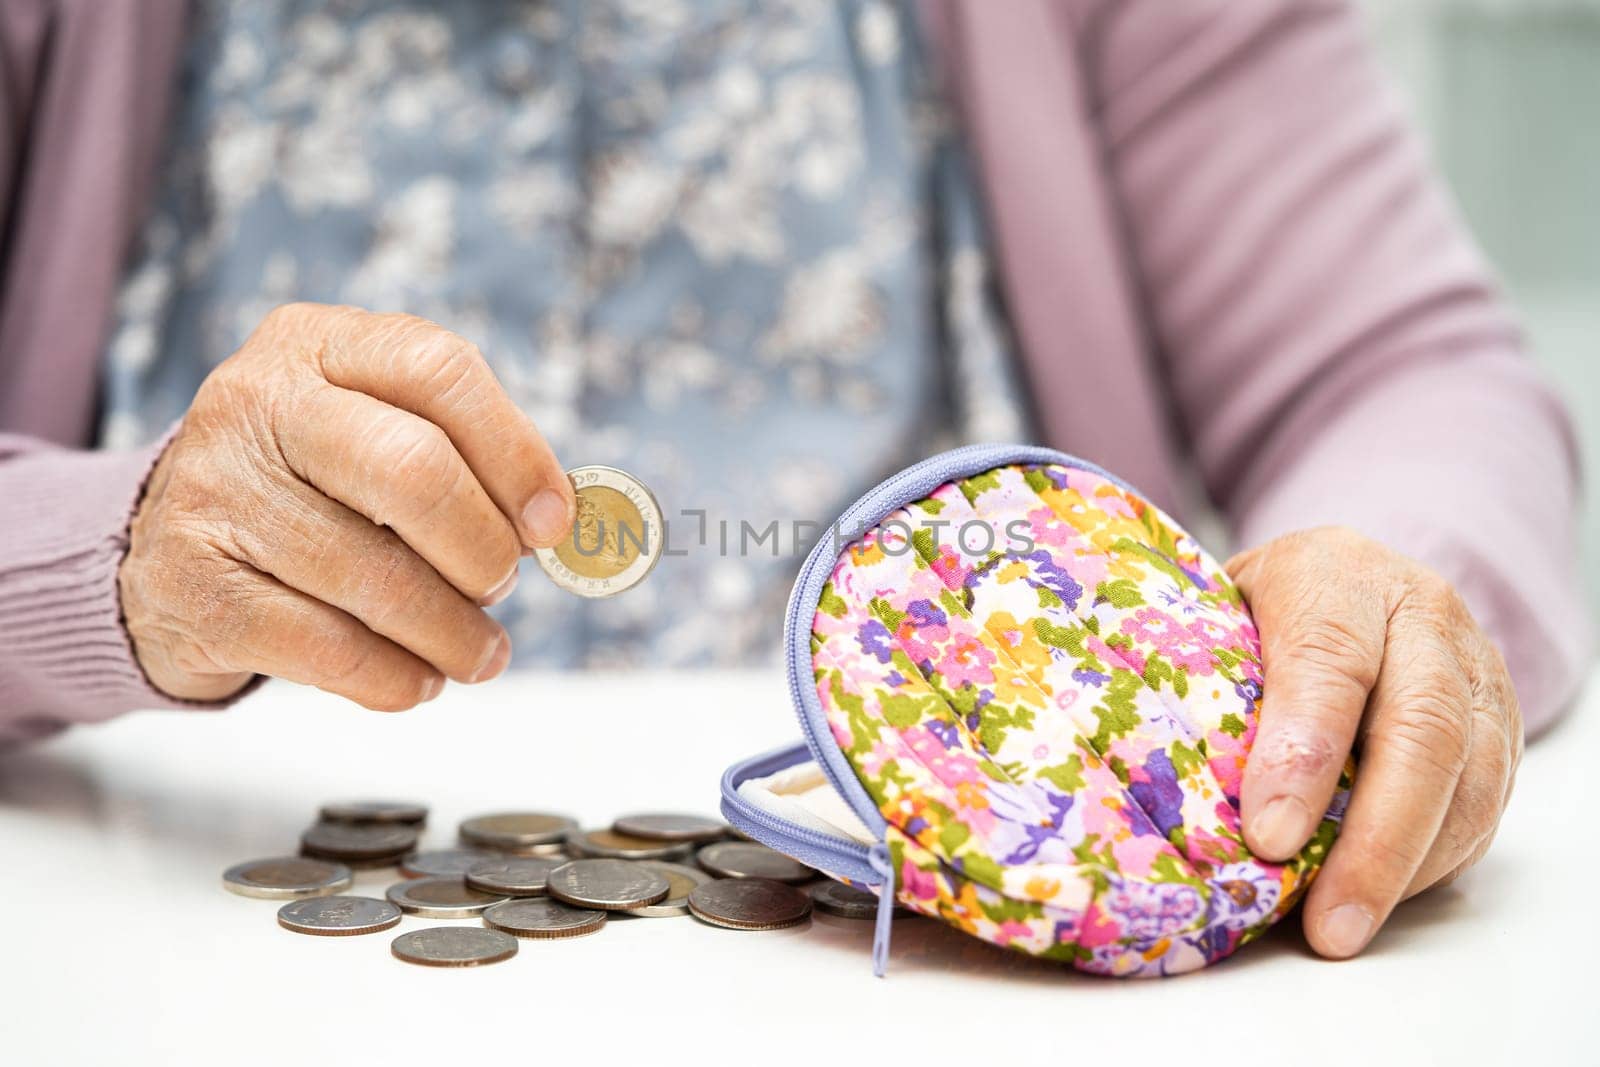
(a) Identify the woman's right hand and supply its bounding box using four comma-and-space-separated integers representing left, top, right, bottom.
118, 302, 576, 709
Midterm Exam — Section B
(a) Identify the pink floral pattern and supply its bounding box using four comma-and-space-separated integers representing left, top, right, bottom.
810, 461, 1354, 976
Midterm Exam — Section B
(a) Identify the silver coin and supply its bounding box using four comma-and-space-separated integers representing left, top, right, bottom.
458, 812, 578, 853
391, 926, 518, 968
695, 841, 815, 884
276, 895, 401, 936
386, 876, 507, 918
464, 857, 565, 897
318, 800, 428, 825
688, 878, 812, 931
567, 828, 693, 862
223, 856, 353, 900
810, 880, 893, 920
534, 465, 665, 598
483, 897, 608, 939
625, 861, 711, 918
611, 813, 729, 844
400, 849, 499, 879
546, 859, 669, 910
300, 821, 418, 862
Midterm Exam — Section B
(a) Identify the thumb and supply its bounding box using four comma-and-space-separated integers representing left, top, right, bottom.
1229, 531, 1385, 861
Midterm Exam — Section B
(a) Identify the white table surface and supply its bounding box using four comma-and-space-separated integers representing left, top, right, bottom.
2, 668, 1595, 1065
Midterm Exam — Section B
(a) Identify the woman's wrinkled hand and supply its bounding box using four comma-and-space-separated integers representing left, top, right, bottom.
1227, 527, 1521, 960
120, 302, 575, 710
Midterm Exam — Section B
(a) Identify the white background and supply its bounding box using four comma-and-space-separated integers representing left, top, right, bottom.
2, 669, 1595, 1065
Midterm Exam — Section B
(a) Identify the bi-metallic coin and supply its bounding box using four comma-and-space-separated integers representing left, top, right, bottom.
391, 927, 518, 968
534, 466, 664, 598
625, 861, 711, 918
386, 876, 507, 918
546, 859, 669, 910
695, 841, 815, 884
223, 856, 352, 900
276, 895, 402, 936
567, 828, 693, 862
688, 878, 812, 931
611, 813, 728, 843
482, 898, 608, 939
458, 812, 577, 854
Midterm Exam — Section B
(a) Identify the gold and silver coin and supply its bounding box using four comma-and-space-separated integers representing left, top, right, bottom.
223, 857, 353, 900
276, 895, 402, 936
458, 812, 576, 854
400, 848, 499, 879
318, 800, 428, 825
464, 857, 565, 897
300, 821, 418, 867
546, 859, 670, 910
391, 927, 518, 968
695, 841, 815, 884
534, 466, 664, 598
611, 813, 729, 844
625, 861, 712, 918
386, 876, 507, 918
688, 878, 812, 931
483, 898, 608, 939
567, 828, 693, 862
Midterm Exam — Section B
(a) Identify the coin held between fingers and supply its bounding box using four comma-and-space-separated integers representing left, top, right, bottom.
534, 466, 663, 598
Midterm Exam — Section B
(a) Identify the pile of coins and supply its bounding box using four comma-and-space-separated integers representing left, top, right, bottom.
223, 801, 887, 968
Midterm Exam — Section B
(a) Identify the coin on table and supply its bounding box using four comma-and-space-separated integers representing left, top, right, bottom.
318, 800, 428, 825
386, 876, 507, 919
695, 841, 815, 884
547, 859, 670, 910
534, 465, 664, 598
688, 878, 812, 931
567, 828, 693, 862
277, 895, 402, 936
625, 861, 711, 918
611, 813, 729, 844
223, 856, 353, 900
465, 856, 565, 897
400, 848, 499, 879
300, 821, 418, 866
458, 812, 577, 854
391, 927, 519, 968
483, 897, 608, 939
810, 880, 895, 920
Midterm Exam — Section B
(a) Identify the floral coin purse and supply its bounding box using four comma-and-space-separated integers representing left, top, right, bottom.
721, 445, 1351, 977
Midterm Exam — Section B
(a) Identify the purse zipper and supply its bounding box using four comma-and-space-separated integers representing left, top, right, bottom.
771, 443, 1142, 975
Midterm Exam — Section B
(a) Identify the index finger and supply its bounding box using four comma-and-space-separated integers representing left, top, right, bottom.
318, 309, 575, 549
1300, 608, 1471, 958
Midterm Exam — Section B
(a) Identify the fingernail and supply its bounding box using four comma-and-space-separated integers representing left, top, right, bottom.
521, 488, 572, 547
471, 631, 511, 684
1318, 903, 1375, 958
423, 675, 446, 702
480, 568, 519, 607
1252, 795, 1314, 859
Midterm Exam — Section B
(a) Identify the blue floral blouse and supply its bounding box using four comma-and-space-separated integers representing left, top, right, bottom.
100, 0, 1031, 668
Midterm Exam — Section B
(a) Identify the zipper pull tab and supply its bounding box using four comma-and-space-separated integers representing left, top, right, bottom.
866, 842, 896, 978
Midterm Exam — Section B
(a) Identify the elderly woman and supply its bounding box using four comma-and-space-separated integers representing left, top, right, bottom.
0, 0, 1590, 962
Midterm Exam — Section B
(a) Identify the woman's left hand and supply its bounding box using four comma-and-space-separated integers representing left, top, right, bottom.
1227, 527, 1522, 959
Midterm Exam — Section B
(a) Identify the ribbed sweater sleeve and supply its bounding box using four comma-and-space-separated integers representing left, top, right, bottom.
0, 429, 251, 743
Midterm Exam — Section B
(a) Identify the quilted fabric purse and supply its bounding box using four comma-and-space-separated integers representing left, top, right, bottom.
721, 444, 1352, 977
